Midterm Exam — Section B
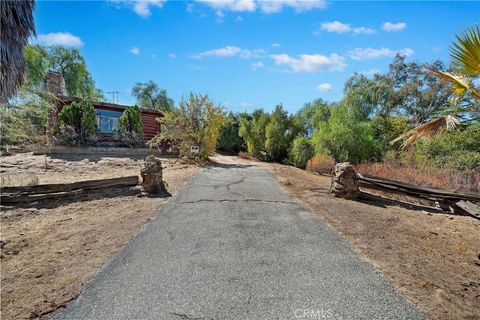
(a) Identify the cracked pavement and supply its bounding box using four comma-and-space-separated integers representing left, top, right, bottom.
56, 163, 421, 320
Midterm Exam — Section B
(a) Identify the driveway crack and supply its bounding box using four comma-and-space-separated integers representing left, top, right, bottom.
170, 312, 214, 320
175, 199, 298, 205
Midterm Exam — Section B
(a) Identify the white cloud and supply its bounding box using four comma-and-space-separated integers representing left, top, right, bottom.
133, 0, 166, 17
353, 27, 376, 34
347, 47, 414, 60
319, 21, 375, 35
271, 43, 281, 47
169, 53, 176, 58
316, 83, 332, 92
191, 46, 266, 59
251, 61, 264, 71
320, 21, 351, 33
270, 53, 346, 73
258, 0, 327, 13
195, 0, 256, 13
235, 15, 243, 22
195, 0, 326, 14
130, 47, 141, 55
110, 0, 166, 18
382, 22, 407, 32
34, 32, 84, 48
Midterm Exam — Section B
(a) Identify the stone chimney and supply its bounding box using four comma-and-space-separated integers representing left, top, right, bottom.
45, 71, 66, 96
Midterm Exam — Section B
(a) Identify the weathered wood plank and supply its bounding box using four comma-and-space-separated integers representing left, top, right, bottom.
0, 176, 139, 195
357, 174, 480, 202
1, 186, 139, 204
456, 201, 480, 219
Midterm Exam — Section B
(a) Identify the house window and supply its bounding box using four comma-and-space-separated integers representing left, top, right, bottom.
96, 109, 122, 134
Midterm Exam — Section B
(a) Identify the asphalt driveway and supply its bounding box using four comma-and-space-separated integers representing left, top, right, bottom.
57, 163, 421, 320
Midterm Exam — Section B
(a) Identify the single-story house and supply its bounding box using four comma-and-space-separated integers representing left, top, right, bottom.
45, 71, 163, 144
53, 96, 162, 142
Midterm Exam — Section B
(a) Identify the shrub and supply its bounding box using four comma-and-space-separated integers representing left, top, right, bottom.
305, 154, 336, 174
218, 113, 244, 153
54, 100, 98, 146
288, 136, 314, 168
117, 106, 144, 147
148, 93, 226, 163
411, 127, 480, 171
239, 109, 270, 158
0, 103, 47, 147
356, 162, 480, 193
311, 104, 382, 164
265, 105, 292, 162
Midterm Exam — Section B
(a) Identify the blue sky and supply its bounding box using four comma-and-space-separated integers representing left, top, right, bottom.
33, 0, 479, 113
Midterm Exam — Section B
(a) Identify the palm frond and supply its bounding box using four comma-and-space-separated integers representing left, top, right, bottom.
425, 67, 480, 100
450, 25, 480, 77
390, 115, 460, 148
0, 0, 36, 103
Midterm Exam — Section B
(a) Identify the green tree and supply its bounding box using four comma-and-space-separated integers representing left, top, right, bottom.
131, 81, 174, 112
238, 109, 270, 158
53, 100, 98, 146
265, 105, 293, 161
23, 45, 103, 99
295, 98, 331, 137
218, 112, 245, 153
288, 136, 314, 168
148, 93, 225, 163
117, 106, 144, 146
312, 103, 382, 164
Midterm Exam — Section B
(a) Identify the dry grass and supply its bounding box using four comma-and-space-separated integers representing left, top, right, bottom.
356, 162, 480, 193
305, 154, 335, 175
0, 152, 200, 320
1, 173, 39, 187
267, 161, 480, 320
238, 151, 256, 161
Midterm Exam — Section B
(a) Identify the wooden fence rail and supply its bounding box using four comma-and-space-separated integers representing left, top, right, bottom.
0, 176, 139, 204
357, 173, 480, 218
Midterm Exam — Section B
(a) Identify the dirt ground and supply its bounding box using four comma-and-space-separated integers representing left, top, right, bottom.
2, 153, 480, 320
271, 163, 480, 320
213, 155, 480, 320
0, 150, 200, 319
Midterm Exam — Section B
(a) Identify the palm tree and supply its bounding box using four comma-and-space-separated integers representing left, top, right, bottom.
391, 25, 480, 147
0, 0, 36, 103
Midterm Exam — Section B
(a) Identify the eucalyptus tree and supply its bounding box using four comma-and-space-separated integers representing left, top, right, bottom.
131, 81, 174, 111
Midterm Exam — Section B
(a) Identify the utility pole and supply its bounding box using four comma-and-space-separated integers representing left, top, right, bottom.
107, 91, 119, 104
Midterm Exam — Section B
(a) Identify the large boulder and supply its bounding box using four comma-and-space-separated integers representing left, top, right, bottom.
330, 162, 359, 198
141, 155, 166, 194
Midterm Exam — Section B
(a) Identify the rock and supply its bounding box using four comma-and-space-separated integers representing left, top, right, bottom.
141, 155, 166, 194
330, 162, 359, 199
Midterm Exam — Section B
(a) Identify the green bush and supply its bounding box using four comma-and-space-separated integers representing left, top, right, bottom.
117, 106, 144, 147
412, 127, 480, 171
265, 105, 293, 162
288, 136, 314, 168
148, 93, 225, 163
54, 100, 98, 146
218, 113, 244, 153
0, 103, 48, 147
239, 109, 270, 158
311, 104, 382, 164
